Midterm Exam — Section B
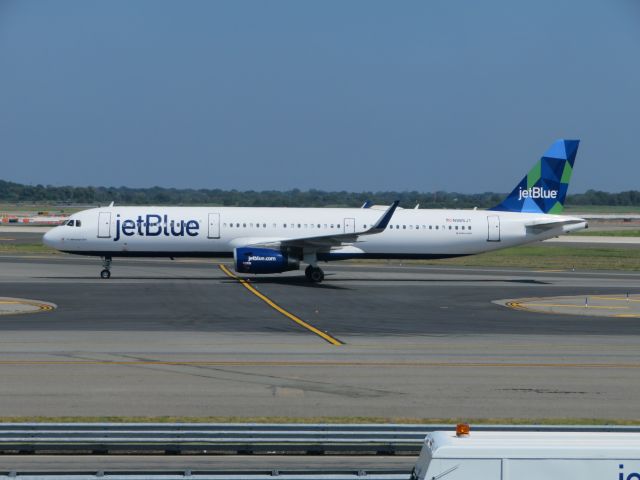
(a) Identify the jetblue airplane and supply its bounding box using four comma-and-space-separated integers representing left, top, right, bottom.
43, 139, 586, 282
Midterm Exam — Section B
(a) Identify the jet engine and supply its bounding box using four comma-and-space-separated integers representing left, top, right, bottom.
234, 247, 300, 274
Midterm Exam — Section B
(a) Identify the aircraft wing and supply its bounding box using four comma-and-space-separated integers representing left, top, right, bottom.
242, 201, 399, 250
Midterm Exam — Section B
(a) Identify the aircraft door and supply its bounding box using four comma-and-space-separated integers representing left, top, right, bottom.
207, 213, 220, 239
344, 218, 356, 234
98, 212, 111, 238
487, 215, 501, 242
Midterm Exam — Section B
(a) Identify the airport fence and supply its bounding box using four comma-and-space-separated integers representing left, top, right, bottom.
0, 472, 410, 480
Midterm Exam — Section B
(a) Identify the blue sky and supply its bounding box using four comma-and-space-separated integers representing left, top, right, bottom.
1, 1, 639, 192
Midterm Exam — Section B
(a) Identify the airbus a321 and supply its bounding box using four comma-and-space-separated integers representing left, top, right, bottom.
44, 139, 587, 282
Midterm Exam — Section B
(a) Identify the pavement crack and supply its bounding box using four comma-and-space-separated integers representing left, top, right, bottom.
61, 353, 400, 399
498, 388, 600, 395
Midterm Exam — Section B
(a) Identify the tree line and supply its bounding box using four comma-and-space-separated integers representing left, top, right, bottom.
0, 179, 637, 208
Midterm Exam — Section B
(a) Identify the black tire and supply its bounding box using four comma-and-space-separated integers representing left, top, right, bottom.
309, 268, 324, 283
100, 269, 111, 279
305, 265, 313, 280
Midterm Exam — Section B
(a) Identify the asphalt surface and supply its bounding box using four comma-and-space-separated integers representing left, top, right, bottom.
2, 255, 640, 335
0, 455, 415, 473
1, 251, 640, 420
0, 228, 46, 244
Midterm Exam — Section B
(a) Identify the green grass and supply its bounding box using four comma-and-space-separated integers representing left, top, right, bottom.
564, 205, 640, 214
0, 416, 636, 425
0, 203, 83, 214
570, 229, 640, 237
372, 245, 640, 271
0, 243, 59, 254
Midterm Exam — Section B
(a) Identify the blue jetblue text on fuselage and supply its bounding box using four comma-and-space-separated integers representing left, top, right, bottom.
113, 214, 199, 242
620, 464, 640, 480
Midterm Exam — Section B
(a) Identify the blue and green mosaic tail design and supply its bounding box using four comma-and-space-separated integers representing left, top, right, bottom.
490, 139, 580, 214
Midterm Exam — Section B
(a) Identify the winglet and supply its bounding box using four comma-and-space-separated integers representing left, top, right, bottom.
368, 200, 399, 233
361, 200, 373, 209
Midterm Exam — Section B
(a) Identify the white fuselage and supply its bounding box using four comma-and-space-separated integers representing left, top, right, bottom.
43, 206, 587, 260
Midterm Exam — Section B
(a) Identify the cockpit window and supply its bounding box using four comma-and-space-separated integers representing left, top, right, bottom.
67, 220, 75, 227
75, 220, 82, 227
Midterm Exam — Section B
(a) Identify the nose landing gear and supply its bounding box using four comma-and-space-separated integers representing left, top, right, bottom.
100, 256, 112, 279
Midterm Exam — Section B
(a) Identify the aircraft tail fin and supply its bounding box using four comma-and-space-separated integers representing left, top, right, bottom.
489, 139, 580, 214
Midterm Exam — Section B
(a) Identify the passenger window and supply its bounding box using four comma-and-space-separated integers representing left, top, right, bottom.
469, 226, 472, 231
455, 226, 458, 230
403, 225, 406, 229
461, 226, 465, 230
283, 224, 287, 228
429, 225, 432, 230
263, 223, 267, 228
337, 225, 340, 228
330, 224, 334, 228
297, 224, 301, 228
416, 225, 419, 229
449, 226, 452, 230
318, 224, 321, 228
435, 225, 439, 230
256, 223, 259, 228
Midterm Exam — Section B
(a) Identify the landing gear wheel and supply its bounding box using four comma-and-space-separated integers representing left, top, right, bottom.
100, 256, 112, 279
309, 267, 324, 283
305, 265, 313, 280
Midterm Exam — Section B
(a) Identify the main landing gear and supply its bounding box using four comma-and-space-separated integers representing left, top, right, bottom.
100, 256, 112, 279
305, 265, 324, 283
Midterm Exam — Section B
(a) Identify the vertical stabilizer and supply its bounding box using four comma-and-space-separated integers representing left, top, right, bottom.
489, 139, 580, 214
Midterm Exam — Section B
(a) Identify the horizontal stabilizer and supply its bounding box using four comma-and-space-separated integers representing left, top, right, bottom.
525, 218, 586, 234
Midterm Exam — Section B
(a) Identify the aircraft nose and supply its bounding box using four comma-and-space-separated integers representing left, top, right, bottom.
43, 228, 58, 248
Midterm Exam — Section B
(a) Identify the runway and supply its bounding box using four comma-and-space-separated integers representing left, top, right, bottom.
0, 253, 640, 419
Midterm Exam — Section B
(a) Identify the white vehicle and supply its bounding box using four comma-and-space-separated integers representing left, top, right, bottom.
43, 139, 587, 282
412, 428, 640, 480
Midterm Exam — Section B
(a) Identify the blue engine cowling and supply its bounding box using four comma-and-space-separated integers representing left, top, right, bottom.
234, 247, 300, 274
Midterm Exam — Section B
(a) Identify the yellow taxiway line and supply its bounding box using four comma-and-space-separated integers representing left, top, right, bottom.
591, 296, 640, 303
516, 303, 629, 310
219, 264, 343, 346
